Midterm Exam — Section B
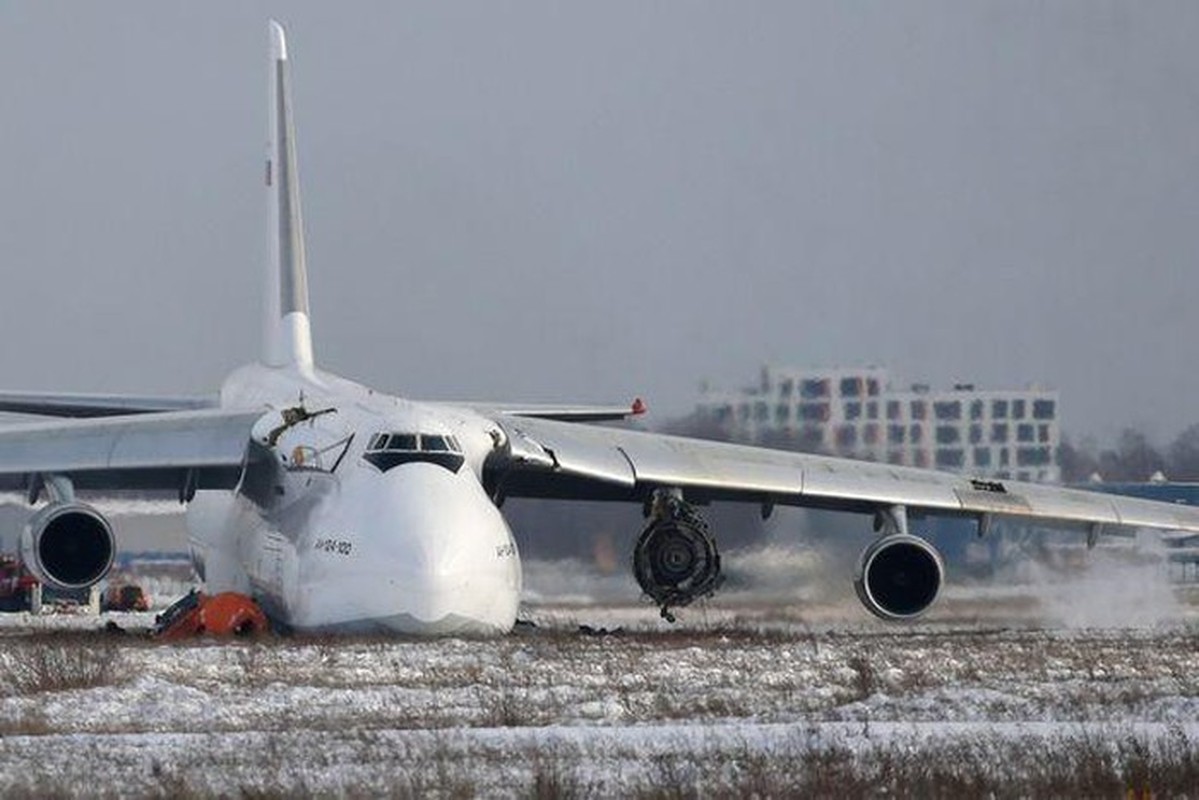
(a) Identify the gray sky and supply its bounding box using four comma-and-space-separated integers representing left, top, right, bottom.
1, 2, 1197, 443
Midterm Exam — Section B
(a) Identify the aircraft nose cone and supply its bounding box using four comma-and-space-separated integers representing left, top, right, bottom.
366, 465, 521, 633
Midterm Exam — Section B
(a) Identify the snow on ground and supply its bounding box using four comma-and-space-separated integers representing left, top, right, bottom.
0, 606, 1198, 796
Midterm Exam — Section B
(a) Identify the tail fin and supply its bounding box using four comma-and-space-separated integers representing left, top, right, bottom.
264, 20, 314, 371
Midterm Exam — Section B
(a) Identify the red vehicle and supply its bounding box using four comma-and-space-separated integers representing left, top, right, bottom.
0, 556, 37, 612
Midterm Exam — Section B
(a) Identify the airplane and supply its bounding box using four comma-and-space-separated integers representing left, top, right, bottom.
3, 20, 1199, 635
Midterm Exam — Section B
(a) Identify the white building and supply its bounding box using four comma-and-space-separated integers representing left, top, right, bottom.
698, 365, 1061, 483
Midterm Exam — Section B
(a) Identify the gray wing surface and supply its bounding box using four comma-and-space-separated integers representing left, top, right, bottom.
486, 415, 1199, 533
0, 391, 217, 418
0, 409, 262, 494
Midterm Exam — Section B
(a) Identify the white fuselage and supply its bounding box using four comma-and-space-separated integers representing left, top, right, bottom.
185, 364, 522, 635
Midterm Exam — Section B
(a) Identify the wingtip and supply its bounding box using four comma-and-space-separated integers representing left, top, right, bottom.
269, 19, 288, 61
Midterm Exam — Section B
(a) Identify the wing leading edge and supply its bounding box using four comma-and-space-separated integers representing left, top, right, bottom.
485, 415, 1199, 533
0, 391, 217, 418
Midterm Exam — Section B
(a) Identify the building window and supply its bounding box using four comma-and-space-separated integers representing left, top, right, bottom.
775, 404, 791, 425
866, 401, 878, 420
886, 400, 901, 420
910, 424, 924, 444
800, 403, 829, 422
835, 425, 857, 448
911, 401, 927, 420
845, 401, 862, 420
755, 402, 769, 422
1000, 448, 1010, 467
840, 377, 862, 398
888, 424, 905, 445
973, 447, 992, 467
936, 426, 960, 445
779, 379, 794, 397
737, 403, 750, 422
1012, 399, 1026, 419
1038, 424, 1050, 443
1033, 399, 1055, 420
934, 401, 961, 421
969, 424, 983, 444
1017, 424, 1034, 443
713, 405, 732, 424
866, 378, 880, 397
913, 451, 928, 468
991, 423, 1008, 443
887, 450, 904, 464
970, 400, 984, 421
936, 449, 964, 469
801, 379, 829, 399
863, 424, 879, 445
992, 399, 1008, 418
1016, 446, 1051, 466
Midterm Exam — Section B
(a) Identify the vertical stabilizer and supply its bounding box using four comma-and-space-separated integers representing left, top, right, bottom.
265, 20, 314, 371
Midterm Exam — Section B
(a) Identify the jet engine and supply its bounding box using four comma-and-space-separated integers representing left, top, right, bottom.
632, 495, 723, 621
854, 533, 944, 621
20, 503, 115, 591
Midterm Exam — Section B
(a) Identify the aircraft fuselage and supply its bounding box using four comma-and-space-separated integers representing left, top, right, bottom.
186, 364, 522, 635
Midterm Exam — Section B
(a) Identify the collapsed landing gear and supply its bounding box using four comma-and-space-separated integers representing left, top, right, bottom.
632, 489, 723, 622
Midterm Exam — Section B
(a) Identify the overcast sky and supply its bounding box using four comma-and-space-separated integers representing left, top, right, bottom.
1, 3, 1197, 443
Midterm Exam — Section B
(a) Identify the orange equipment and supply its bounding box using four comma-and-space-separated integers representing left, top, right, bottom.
153, 589, 270, 639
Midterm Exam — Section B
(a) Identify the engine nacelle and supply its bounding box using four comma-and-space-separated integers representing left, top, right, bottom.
20, 503, 116, 591
632, 509, 723, 621
854, 533, 944, 621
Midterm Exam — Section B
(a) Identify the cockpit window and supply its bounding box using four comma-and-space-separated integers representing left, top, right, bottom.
390, 433, 419, 451
364, 431, 464, 473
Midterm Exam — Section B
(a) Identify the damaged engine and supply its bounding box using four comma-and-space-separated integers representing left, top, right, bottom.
632, 491, 723, 621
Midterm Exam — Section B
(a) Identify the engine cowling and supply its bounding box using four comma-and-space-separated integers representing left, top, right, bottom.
632, 509, 723, 620
854, 533, 944, 621
20, 503, 116, 591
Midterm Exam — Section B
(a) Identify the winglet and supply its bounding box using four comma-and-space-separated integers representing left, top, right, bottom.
264, 20, 314, 372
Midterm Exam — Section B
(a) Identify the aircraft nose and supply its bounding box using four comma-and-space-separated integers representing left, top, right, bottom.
364, 464, 521, 633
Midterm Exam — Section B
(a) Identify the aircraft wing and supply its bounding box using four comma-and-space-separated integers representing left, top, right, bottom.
0, 391, 217, 418
486, 415, 1199, 533
0, 409, 262, 495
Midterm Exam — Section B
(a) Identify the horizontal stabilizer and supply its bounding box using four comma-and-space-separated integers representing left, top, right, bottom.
445, 399, 647, 424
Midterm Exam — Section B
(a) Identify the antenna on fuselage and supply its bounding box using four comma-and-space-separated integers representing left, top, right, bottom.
265, 20, 315, 372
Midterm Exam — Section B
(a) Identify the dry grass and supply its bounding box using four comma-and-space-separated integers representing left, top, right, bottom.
0, 634, 121, 697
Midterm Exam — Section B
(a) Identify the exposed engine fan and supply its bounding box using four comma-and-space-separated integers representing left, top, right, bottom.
854, 533, 944, 620
20, 503, 116, 591
632, 493, 723, 622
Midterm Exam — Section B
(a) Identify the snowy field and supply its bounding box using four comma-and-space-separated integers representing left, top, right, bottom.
1, 584, 1199, 797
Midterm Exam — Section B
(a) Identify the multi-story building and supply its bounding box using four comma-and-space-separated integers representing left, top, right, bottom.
698, 365, 1061, 483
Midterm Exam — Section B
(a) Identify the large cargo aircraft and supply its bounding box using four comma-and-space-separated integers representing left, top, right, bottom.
3, 21, 1199, 634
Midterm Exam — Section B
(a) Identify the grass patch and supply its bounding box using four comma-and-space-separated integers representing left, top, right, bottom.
0, 635, 121, 696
